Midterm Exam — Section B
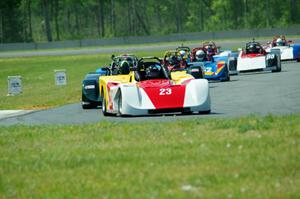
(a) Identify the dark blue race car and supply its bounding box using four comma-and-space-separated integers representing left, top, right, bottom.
81, 68, 109, 109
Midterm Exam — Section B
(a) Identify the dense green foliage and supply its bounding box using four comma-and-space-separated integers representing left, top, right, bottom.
0, 0, 300, 43
0, 115, 299, 198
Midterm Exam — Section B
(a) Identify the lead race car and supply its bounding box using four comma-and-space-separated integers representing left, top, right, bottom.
81, 54, 138, 109
230, 40, 281, 74
265, 35, 300, 62
99, 57, 211, 116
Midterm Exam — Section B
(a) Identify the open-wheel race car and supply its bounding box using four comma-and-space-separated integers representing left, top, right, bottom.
230, 40, 281, 74
190, 41, 232, 81
99, 56, 211, 116
81, 54, 138, 109
265, 35, 300, 62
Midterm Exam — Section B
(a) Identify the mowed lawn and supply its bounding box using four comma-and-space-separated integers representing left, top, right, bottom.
0, 51, 162, 110
0, 115, 299, 199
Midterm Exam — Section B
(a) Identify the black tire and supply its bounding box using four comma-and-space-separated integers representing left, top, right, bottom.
221, 65, 230, 81
102, 96, 109, 116
81, 94, 94, 109
272, 55, 281, 73
228, 58, 237, 72
118, 93, 123, 116
182, 110, 192, 115
82, 103, 92, 109
199, 110, 211, 114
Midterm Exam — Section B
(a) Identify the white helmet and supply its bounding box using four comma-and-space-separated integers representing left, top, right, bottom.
276, 38, 283, 46
179, 50, 186, 57
195, 50, 205, 61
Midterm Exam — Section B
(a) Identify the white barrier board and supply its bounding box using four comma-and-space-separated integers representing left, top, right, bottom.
54, 69, 67, 86
7, 76, 22, 96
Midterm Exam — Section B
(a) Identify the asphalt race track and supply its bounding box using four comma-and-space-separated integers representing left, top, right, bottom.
0, 62, 299, 125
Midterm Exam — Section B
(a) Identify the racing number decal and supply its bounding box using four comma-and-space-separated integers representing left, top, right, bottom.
206, 67, 212, 72
159, 88, 172, 95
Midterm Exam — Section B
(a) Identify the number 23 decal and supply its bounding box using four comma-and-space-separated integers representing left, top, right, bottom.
159, 88, 172, 95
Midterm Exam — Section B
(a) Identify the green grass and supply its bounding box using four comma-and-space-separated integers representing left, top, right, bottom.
0, 51, 163, 110
0, 115, 299, 198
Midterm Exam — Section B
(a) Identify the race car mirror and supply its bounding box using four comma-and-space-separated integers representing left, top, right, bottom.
7, 76, 22, 96
54, 69, 67, 86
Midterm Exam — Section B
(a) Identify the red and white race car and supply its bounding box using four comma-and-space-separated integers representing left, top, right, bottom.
230, 41, 281, 74
99, 57, 211, 116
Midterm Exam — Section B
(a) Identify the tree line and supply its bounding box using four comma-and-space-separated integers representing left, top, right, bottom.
0, 0, 299, 43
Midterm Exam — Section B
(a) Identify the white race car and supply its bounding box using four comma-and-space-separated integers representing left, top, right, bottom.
265, 35, 300, 62
99, 57, 211, 116
230, 41, 281, 74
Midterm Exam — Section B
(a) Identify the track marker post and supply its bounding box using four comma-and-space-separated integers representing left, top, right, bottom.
54, 69, 67, 86
7, 76, 22, 96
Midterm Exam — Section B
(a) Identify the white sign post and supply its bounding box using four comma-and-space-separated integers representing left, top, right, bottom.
7, 76, 22, 96
54, 69, 67, 86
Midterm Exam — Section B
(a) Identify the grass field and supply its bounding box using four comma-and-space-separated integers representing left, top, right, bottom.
0, 41, 299, 198
0, 115, 299, 198
0, 51, 162, 110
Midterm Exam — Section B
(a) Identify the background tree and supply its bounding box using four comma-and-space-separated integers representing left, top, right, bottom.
0, 0, 299, 43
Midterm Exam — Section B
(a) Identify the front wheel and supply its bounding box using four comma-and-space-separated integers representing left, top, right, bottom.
102, 96, 110, 116
118, 93, 123, 116
272, 56, 281, 72
199, 110, 211, 114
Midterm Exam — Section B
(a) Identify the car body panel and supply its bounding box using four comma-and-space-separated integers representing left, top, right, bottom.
115, 78, 210, 116
237, 52, 266, 71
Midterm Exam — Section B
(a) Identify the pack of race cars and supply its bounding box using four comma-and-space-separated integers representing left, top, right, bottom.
82, 35, 300, 116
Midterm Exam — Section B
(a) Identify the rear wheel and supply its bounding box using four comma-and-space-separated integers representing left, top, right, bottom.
228, 58, 238, 75
221, 66, 230, 81
82, 94, 94, 109
82, 103, 91, 109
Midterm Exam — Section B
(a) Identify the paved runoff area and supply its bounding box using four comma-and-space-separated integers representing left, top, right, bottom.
0, 110, 34, 120
0, 61, 299, 125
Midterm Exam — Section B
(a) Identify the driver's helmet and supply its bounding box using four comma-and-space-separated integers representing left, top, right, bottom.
205, 44, 214, 54
119, 60, 130, 74
145, 64, 161, 79
246, 43, 258, 54
195, 50, 206, 61
276, 38, 284, 46
178, 50, 186, 60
